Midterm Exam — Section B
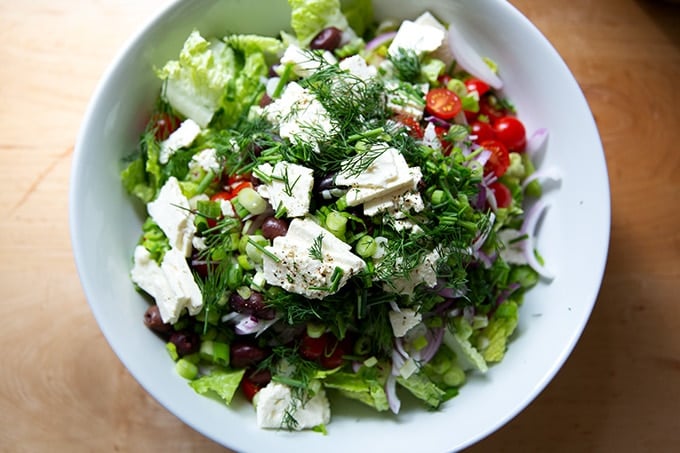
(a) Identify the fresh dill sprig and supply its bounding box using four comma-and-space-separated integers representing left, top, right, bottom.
195, 261, 230, 334
308, 234, 324, 261
388, 48, 421, 83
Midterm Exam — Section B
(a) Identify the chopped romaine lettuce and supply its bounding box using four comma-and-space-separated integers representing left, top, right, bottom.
323, 367, 389, 411
340, 0, 374, 36
188, 368, 246, 404
480, 301, 519, 363
288, 0, 350, 46
443, 328, 488, 373
121, 156, 154, 203
396, 371, 447, 408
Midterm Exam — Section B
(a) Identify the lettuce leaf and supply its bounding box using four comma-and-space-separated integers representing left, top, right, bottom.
443, 327, 488, 373
340, 0, 374, 37
120, 156, 154, 203
157, 31, 237, 128
481, 301, 519, 363
323, 366, 389, 411
139, 217, 169, 263
396, 372, 447, 409
189, 368, 246, 404
288, 0, 350, 46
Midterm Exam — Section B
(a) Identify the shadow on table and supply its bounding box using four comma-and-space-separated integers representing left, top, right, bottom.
635, 0, 680, 49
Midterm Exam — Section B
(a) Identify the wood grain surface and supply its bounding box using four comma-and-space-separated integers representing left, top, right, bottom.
1, 0, 678, 452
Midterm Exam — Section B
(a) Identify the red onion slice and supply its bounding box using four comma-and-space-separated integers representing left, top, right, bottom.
365, 31, 397, 51
446, 26, 502, 90
386, 373, 401, 414
520, 200, 555, 280
525, 128, 549, 158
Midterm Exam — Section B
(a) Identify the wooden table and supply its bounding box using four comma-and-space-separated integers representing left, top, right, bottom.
1, 0, 678, 451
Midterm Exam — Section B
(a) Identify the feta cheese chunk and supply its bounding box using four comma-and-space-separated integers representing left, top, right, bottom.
147, 177, 196, 257
362, 167, 424, 219
189, 147, 221, 173
130, 246, 203, 324
389, 308, 423, 338
255, 382, 331, 430
387, 19, 446, 58
159, 119, 201, 164
280, 44, 337, 78
386, 248, 442, 295
255, 162, 314, 218
262, 218, 366, 299
338, 54, 377, 81
384, 80, 428, 120
264, 82, 335, 151
336, 145, 420, 207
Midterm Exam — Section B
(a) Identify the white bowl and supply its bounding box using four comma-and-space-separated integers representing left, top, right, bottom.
69, 0, 610, 451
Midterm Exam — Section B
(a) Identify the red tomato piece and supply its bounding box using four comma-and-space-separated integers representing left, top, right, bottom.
240, 377, 262, 402
211, 191, 234, 202
489, 181, 512, 209
299, 333, 328, 361
425, 88, 462, 120
493, 116, 527, 152
464, 78, 490, 97
396, 115, 424, 139
478, 95, 506, 122
481, 140, 511, 177
150, 112, 180, 141
470, 121, 496, 144
437, 74, 452, 86
320, 336, 350, 369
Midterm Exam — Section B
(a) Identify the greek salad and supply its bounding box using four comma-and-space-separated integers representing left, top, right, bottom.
121, 0, 555, 432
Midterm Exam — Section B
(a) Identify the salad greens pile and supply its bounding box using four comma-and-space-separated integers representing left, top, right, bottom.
121, 0, 549, 432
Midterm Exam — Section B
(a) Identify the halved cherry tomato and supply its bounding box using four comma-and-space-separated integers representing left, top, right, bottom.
489, 181, 512, 209
150, 112, 180, 141
240, 377, 263, 402
464, 78, 490, 97
425, 88, 462, 120
492, 116, 527, 152
210, 182, 252, 202
396, 115, 424, 139
470, 121, 496, 144
481, 139, 511, 177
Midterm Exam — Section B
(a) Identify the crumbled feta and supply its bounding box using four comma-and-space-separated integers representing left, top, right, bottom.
147, 177, 196, 257
130, 246, 203, 324
189, 147, 221, 173
389, 308, 422, 338
219, 199, 236, 218
159, 119, 201, 164
255, 382, 331, 430
264, 82, 335, 151
336, 145, 421, 207
255, 162, 314, 218
338, 54, 377, 81
387, 248, 442, 295
387, 19, 446, 58
262, 218, 366, 299
414, 11, 447, 31
280, 44, 337, 78
362, 167, 424, 219
384, 80, 428, 120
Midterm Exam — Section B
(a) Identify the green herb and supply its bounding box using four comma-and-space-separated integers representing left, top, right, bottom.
309, 234, 324, 261
388, 47, 422, 82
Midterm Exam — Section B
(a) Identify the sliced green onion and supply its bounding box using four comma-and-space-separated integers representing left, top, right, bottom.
355, 235, 377, 258
175, 358, 198, 380
166, 342, 179, 362
325, 211, 347, 237
306, 322, 326, 339
273, 63, 293, 98
237, 188, 267, 215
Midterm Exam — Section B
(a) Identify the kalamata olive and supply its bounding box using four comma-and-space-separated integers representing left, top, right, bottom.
261, 216, 288, 240
259, 93, 272, 108
316, 174, 335, 192
230, 342, 268, 368
143, 305, 171, 333
310, 26, 343, 51
230, 291, 276, 320
168, 330, 200, 357
247, 368, 272, 386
